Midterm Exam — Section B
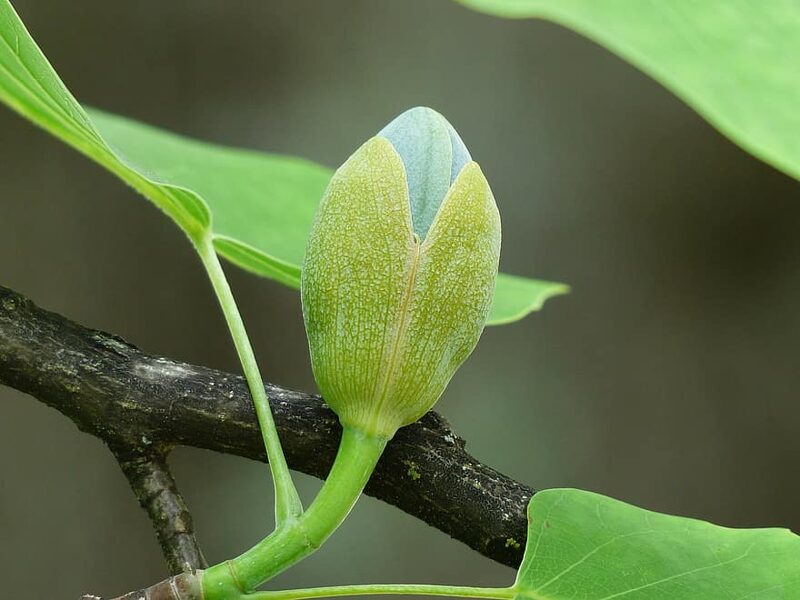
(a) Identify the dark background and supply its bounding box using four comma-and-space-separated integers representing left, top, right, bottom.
2, 1, 799, 598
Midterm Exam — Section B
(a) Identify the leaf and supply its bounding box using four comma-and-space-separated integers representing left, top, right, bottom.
515, 489, 800, 599
0, 2, 209, 237
492, 273, 568, 326
0, 0, 565, 325
458, 0, 800, 183
87, 109, 332, 289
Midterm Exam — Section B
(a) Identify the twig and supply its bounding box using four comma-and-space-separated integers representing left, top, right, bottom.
0, 285, 534, 570
79, 571, 201, 600
111, 445, 208, 574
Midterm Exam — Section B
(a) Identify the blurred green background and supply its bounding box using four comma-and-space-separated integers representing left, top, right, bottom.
2, 1, 799, 598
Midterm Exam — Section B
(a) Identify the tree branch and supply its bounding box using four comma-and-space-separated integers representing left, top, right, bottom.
80, 571, 201, 600
111, 445, 208, 574
0, 285, 533, 570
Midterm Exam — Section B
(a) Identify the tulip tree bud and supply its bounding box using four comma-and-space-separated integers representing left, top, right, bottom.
301, 107, 501, 438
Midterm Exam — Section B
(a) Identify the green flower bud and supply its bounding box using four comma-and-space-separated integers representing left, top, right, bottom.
301, 107, 501, 438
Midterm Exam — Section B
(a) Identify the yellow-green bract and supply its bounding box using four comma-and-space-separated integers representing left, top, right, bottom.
302, 108, 501, 438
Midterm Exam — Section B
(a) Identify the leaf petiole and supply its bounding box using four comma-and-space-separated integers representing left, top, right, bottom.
245, 583, 514, 600
195, 235, 303, 526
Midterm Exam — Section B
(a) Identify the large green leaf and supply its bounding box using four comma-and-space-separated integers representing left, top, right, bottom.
458, 0, 800, 183
0, 0, 565, 325
514, 489, 800, 599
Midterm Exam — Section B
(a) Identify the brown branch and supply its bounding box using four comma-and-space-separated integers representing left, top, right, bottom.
80, 571, 201, 600
111, 445, 208, 574
0, 285, 534, 577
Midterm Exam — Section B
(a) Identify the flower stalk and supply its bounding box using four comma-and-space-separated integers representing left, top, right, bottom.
202, 428, 387, 596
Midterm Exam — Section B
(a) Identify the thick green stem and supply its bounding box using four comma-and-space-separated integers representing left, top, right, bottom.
247, 583, 514, 600
195, 236, 302, 526
203, 427, 388, 597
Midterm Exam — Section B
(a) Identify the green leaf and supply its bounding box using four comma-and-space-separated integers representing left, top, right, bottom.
87, 109, 332, 289
515, 488, 800, 599
0, 2, 209, 237
458, 0, 800, 183
492, 273, 568, 326
0, 0, 565, 325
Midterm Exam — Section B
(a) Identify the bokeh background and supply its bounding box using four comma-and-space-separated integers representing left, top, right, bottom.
2, 1, 799, 597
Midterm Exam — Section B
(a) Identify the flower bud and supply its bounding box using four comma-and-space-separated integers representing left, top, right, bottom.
301, 107, 501, 438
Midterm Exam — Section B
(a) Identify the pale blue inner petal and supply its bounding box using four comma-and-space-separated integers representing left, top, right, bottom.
446, 123, 472, 184
378, 107, 454, 240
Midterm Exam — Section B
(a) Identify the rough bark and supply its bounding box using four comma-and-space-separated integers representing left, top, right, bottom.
112, 445, 208, 574
0, 285, 534, 573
